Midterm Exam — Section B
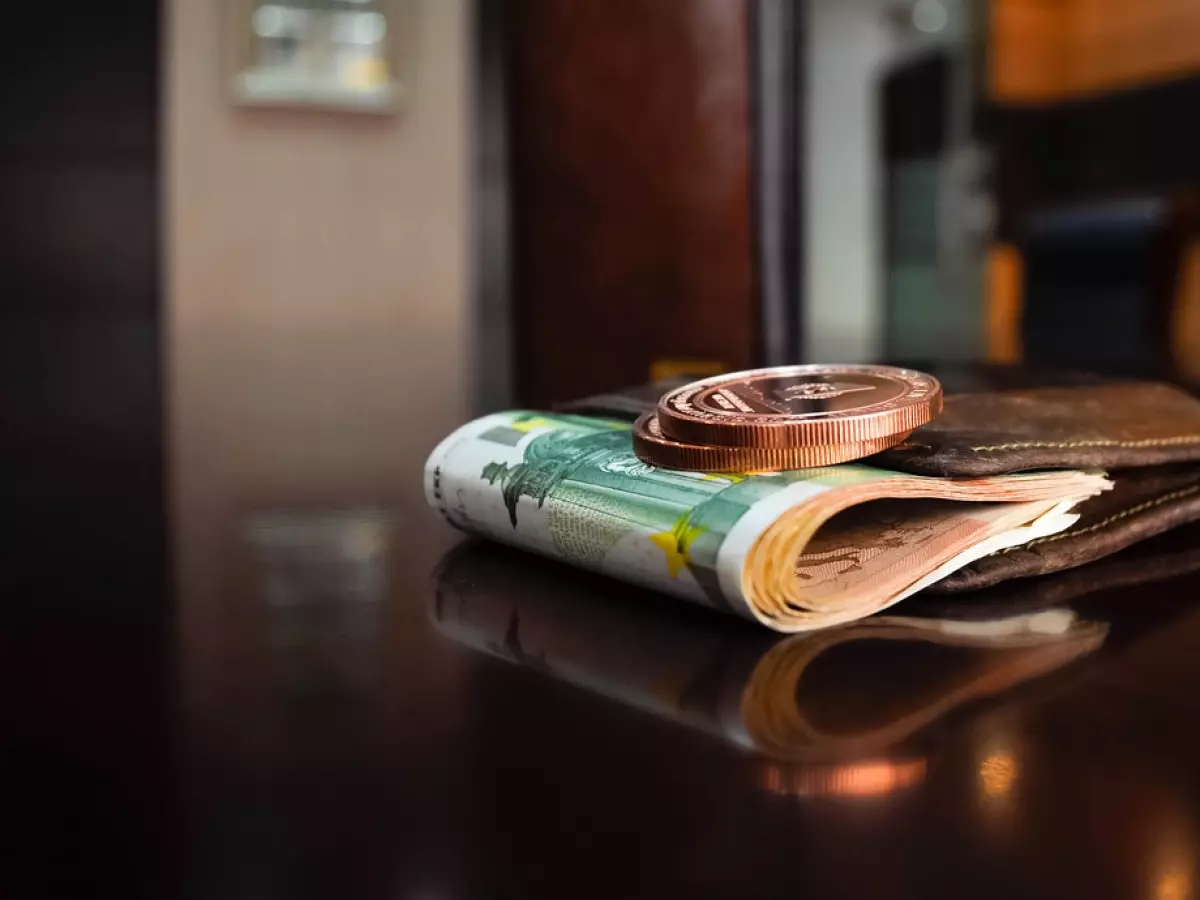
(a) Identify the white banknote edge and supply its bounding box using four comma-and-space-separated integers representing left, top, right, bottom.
424, 411, 508, 511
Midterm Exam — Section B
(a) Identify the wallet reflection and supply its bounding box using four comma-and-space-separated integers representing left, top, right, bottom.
431, 542, 1109, 775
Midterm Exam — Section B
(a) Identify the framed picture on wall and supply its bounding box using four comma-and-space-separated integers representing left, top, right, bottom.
226, 0, 416, 114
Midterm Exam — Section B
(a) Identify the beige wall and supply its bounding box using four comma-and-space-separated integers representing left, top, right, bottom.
168, 0, 471, 501
803, 0, 895, 363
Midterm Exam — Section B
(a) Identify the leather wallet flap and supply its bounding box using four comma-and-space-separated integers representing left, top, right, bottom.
874, 383, 1200, 476
931, 463, 1200, 591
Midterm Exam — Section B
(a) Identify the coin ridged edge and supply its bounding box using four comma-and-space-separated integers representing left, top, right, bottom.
633, 414, 912, 472
659, 398, 939, 448
656, 366, 941, 448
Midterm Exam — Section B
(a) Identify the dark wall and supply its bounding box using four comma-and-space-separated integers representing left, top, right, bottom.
0, 5, 167, 896
1, 1, 161, 573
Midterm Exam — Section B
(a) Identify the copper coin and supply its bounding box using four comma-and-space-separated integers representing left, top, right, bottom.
656, 364, 941, 448
633, 413, 912, 472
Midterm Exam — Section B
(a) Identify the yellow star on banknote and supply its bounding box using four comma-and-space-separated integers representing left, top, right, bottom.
700, 472, 749, 484
649, 520, 708, 578
509, 416, 551, 433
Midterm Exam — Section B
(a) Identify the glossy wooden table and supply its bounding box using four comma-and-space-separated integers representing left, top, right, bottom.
12, 367, 1200, 900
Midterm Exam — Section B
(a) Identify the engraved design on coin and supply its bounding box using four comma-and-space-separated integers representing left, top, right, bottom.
775, 381, 876, 402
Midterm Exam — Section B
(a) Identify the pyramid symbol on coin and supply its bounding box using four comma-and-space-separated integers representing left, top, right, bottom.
776, 381, 875, 402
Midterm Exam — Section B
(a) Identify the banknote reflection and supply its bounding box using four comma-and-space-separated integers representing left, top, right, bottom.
431, 542, 1109, 778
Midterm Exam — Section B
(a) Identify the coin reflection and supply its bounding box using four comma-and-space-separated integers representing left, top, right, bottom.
979, 750, 1018, 799
761, 758, 928, 799
1151, 805, 1196, 900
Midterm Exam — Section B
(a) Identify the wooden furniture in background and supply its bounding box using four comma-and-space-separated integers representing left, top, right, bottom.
1016, 197, 1184, 378
990, 0, 1200, 104
504, 0, 765, 407
985, 244, 1024, 364
1170, 232, 1200, 381
987, 0, 1200, 378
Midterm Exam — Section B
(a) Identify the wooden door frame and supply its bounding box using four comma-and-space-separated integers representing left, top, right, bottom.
469, 0, 806, 409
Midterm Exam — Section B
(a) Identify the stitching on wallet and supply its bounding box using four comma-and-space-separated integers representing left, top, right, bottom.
1019, 482, 1200, 549
971, 436, 1200, 453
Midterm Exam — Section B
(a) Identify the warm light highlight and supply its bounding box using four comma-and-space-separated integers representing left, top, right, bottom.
761, 759, 927, 799
979, 751, 1018, 799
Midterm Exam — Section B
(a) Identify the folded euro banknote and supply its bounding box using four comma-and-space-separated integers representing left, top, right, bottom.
425, 411, 1111, 632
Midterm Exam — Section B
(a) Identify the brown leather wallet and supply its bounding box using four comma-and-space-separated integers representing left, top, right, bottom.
873, 383, 1200, 477
930, 461, 1200, 591
558, 380, 1200, 593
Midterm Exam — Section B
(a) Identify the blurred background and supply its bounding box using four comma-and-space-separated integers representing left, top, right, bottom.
5, 6, 1200, 892
5, 0, 1200, 508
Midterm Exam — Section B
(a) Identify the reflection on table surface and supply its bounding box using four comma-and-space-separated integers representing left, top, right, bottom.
18, 465, 1200, 898
130, 497, 1200, 896
432, 541, 1108, 773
